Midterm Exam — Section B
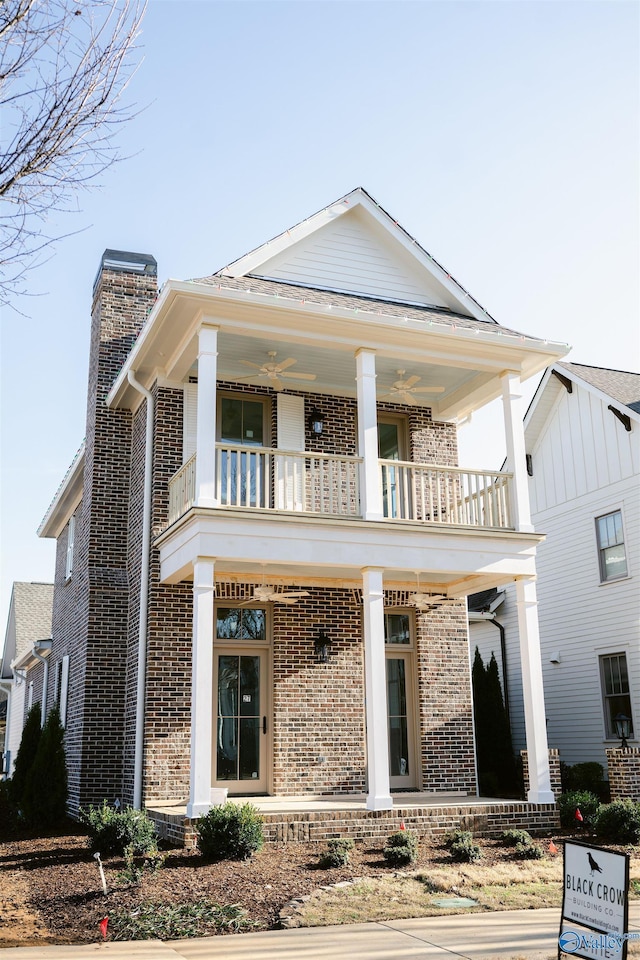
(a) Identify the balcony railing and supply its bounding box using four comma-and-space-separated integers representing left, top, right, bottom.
380, 459, 512, 528
167, 446, 513, 531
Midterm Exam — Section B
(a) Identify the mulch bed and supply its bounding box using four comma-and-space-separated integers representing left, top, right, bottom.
0, 822, 615, 947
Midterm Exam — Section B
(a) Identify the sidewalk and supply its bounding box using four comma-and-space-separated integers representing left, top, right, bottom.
4, 903, 640, 960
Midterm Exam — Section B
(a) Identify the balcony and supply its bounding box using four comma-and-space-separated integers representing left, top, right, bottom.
167, 445, 513, 532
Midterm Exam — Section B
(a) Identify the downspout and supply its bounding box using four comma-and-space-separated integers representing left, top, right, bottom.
127, 370, 154, 810
31, 640, 52, 727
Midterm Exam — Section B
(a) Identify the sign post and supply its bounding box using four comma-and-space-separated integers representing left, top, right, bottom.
560, 840, 630, 960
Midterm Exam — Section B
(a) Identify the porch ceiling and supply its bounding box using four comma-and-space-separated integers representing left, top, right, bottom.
107, 281, 569, 420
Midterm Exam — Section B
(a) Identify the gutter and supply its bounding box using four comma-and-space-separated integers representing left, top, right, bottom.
127, 370, 154, 810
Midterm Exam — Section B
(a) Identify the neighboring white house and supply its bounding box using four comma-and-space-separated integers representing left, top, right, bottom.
470, 362, 639, 773
1, 582, 54, 777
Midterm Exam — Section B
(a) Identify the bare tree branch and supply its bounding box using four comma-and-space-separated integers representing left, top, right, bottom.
0, 0, 147, 305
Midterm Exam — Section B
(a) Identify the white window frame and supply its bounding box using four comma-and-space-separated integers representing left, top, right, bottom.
65, 514, 76, 580
595, 509, 628, 583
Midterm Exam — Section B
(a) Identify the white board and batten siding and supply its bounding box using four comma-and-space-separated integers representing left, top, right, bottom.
526, 375, 639, 768
252, 207, 453, 308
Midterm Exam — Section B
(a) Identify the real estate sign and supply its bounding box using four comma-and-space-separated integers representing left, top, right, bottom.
559, 840, 630, 960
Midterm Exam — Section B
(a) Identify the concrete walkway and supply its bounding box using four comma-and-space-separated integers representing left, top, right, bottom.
4, 903, 640, 960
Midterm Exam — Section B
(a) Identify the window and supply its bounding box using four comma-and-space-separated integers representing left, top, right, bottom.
596, 510, 628, 582
65, 514, 76, 580
600, 653, 634, 739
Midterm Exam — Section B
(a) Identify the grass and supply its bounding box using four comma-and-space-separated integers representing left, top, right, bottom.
294, 858, 566, 927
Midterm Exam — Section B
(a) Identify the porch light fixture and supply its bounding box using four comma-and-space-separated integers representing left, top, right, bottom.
614, 713, 632, 750
314, 629, 332, 664
308, 407, 325, 436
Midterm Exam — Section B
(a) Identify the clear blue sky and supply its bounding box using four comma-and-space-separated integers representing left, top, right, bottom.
1, 0, 638, 631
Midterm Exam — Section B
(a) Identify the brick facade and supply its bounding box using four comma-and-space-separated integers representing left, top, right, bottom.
521, 748, 562, 800
38, 255, 489, 817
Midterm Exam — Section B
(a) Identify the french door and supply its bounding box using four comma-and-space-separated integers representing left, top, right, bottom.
384, 611, 417, 790
213, 645, 269, 794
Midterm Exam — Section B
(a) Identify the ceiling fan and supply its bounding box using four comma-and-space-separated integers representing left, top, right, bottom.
379, 370, 446, 406
407, 573, 450, 610
240, 585, 310, 605
236, 351, 317, 391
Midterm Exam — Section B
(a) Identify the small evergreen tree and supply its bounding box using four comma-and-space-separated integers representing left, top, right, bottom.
472, 648, 518, 796
9, 703, 42, 809
22, 705, 68, 827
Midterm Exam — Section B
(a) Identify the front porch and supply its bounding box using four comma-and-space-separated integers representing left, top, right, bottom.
147, 793, 560, 849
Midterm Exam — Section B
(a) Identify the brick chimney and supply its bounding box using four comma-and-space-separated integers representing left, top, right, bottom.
71, 250, 158, 808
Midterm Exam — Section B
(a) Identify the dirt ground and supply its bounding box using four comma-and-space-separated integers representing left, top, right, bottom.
0, 824, 636, 948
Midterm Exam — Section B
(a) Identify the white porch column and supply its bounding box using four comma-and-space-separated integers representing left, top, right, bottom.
516, 578, 554, 804
195, 323, 219, 508
501, 370, 533, 533
187, 557, 215, 819
355, 349, 383, 521
362, 567, 392, 810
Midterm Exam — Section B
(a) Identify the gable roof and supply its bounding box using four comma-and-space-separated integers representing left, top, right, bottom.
524, 360, 640, 451
2, 582, 54, 676
557, 362, 640, 412
213, 187, 496, 324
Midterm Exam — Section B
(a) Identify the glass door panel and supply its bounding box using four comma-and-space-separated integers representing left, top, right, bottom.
379, 418, 408, 519
219, 397, 267, 507
214, 650, 267, 792
385, 652, 416, 789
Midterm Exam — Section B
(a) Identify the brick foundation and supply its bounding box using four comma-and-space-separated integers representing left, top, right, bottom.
521, 748, 562, 799
148, 800, 560, 849
606, 747, 640, 800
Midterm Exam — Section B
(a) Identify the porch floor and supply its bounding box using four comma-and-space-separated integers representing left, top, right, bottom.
147, 792, 559, 848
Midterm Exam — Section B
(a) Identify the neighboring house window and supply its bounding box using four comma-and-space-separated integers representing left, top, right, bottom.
600, 653, 634, 739
65, 514, 76, 580
595, 510, 628, 582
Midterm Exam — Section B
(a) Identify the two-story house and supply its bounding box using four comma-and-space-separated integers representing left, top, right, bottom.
470, 362, 639, 778
31, 188, 569, 839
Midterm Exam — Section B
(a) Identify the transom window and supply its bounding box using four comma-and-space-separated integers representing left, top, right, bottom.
384, 612, 411, 645
216, 607, 267, 642
600, 653, 634, 739
596, 510, 628, 582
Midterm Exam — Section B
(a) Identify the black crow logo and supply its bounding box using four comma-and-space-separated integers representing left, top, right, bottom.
588, 852, 602, 876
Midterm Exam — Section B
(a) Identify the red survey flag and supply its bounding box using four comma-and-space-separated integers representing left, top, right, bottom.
549, 840, 559, 854
99, 917, 109, 940
400, 819, 406, 830
575, 808, 584, 822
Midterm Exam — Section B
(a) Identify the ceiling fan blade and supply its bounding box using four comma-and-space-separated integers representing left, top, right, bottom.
403, 375, 420, 389
411, 386, 446, 394
238, 360, 265, 370
401, 393, 417, 405
278, 591, 310, 599
271, 377, 284, 391
279, 371, 317, 381
275, 358, 298, 372
273, 596, 298, 604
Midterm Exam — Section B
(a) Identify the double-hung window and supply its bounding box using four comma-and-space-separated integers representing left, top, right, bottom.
600, 653, 634, 740
595, 510, 628, 582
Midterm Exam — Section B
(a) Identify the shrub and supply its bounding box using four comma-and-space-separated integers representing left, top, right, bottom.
514, 841, 544, 859
22, 706, 68, 827
561, 762, 609, 800
196, 802, 263, 861
557, 790, 600, 829
79, 801, 157, 856
318, 838, 354, 869
0, 779, 18, 837
109, 900, 255, 940
449, 834, 482, 862
501, 829, 532, 847
383, 830, 418, 866
594, 799, 640, 845
9, 703, 41, 809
